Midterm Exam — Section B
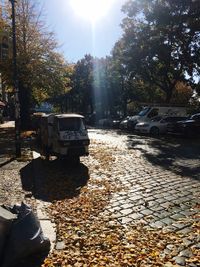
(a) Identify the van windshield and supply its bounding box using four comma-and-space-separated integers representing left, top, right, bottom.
58, 118, 85, 131
138, 107, 151, 116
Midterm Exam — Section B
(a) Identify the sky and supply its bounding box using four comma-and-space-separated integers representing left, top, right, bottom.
40, 0, 127, 63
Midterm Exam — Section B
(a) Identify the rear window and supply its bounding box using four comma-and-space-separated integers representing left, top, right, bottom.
58, 118, 86, 131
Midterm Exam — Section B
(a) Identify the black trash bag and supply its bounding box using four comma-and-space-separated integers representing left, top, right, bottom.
0, 206, 17, 263
2, 203, 50, 267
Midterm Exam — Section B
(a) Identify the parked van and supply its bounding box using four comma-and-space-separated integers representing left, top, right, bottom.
129, 106, 187, 129
38, 113, 90, 162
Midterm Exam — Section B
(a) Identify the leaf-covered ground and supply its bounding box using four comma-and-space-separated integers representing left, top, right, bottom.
42, 140, 200, 267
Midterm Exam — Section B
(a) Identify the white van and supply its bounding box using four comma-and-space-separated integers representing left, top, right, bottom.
129, 106, 187, 128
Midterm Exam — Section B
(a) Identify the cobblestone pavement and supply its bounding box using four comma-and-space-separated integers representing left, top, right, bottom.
0, 122, 33, 206
82, 129, 200, 265
2, 124, 199, 266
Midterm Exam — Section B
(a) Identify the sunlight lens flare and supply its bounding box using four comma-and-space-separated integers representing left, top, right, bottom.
70, 0, 114, 23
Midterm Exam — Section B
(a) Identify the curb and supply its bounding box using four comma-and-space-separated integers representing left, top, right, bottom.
32, 151, 56, 252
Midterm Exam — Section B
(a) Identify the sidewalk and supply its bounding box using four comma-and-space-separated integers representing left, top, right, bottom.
0, 121, 55, 267
0, 121, 32, 205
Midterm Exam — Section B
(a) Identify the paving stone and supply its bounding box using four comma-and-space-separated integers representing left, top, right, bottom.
128, 212, 143, 220
172, 222, 191, 230
177, 227, 192, 235
120, 208, 133, 216
150, 205, 164, 212
112, 212, 123, 219
121, 217, 133, 224
56, 241, 65, 250
150, 220, 166, 229
179, 210, 196, 217
178, 249, 193, 258
121, 203, 134, 210
163, 195, 176, 201
161, 217, 174, 225
140, 209, 153, 216
173, 256, 186, 266
163, 248, 171, 255
170, 213, 185, 220
160, 202, 173, 209
155, 211, 171, 219
166, 244, 175, 250
129, 195, 142, 201
182, 238, 195, 247
155, 198, 167, 204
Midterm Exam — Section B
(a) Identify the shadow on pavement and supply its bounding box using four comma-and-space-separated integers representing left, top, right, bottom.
20, 157, 89, 202
127, 134, 200, 180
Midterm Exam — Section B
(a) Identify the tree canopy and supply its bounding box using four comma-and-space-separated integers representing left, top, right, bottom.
119, 0, 200, 103
0, 0, 199, 126
1, 0, 70, 128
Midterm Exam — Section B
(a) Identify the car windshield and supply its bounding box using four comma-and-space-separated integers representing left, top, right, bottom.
58, 117, 85, 131
138, 107, 151, 116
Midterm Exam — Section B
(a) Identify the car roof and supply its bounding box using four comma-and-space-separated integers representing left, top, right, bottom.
191, 113, 200, 117
55, 113, 84, 119
41, 113, 84, 119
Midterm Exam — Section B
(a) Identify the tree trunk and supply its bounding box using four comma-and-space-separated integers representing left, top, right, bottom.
19, 83, 31, 130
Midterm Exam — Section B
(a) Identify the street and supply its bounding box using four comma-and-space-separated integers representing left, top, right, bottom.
86, 129, 200, 228
40, 129, 200, 266
0, 125, 199, 266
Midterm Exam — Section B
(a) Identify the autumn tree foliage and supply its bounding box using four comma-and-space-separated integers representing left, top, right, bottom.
1, 0, 199, 124
1, 0, 70, 128
70, 0, 200, 117
119, 0, 200, 103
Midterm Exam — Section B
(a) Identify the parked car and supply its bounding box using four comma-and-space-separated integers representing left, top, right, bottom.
119, 116, 131, 130
167, 113, 200, 137
167, 117, 189, 135
135, 116, 187, 135
128, 106, 187, 130
112, 118, 122, 129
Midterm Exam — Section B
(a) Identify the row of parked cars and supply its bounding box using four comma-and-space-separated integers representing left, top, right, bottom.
98, 107, 200, 137
119, 114, 200, 137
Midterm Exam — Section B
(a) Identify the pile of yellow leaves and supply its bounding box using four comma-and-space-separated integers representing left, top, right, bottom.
42, 140, 200, 267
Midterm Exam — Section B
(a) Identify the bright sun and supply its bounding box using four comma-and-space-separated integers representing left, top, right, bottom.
70, 0, 114, 23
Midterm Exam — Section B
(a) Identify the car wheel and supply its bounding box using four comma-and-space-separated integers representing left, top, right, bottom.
150, 126, 159, 136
